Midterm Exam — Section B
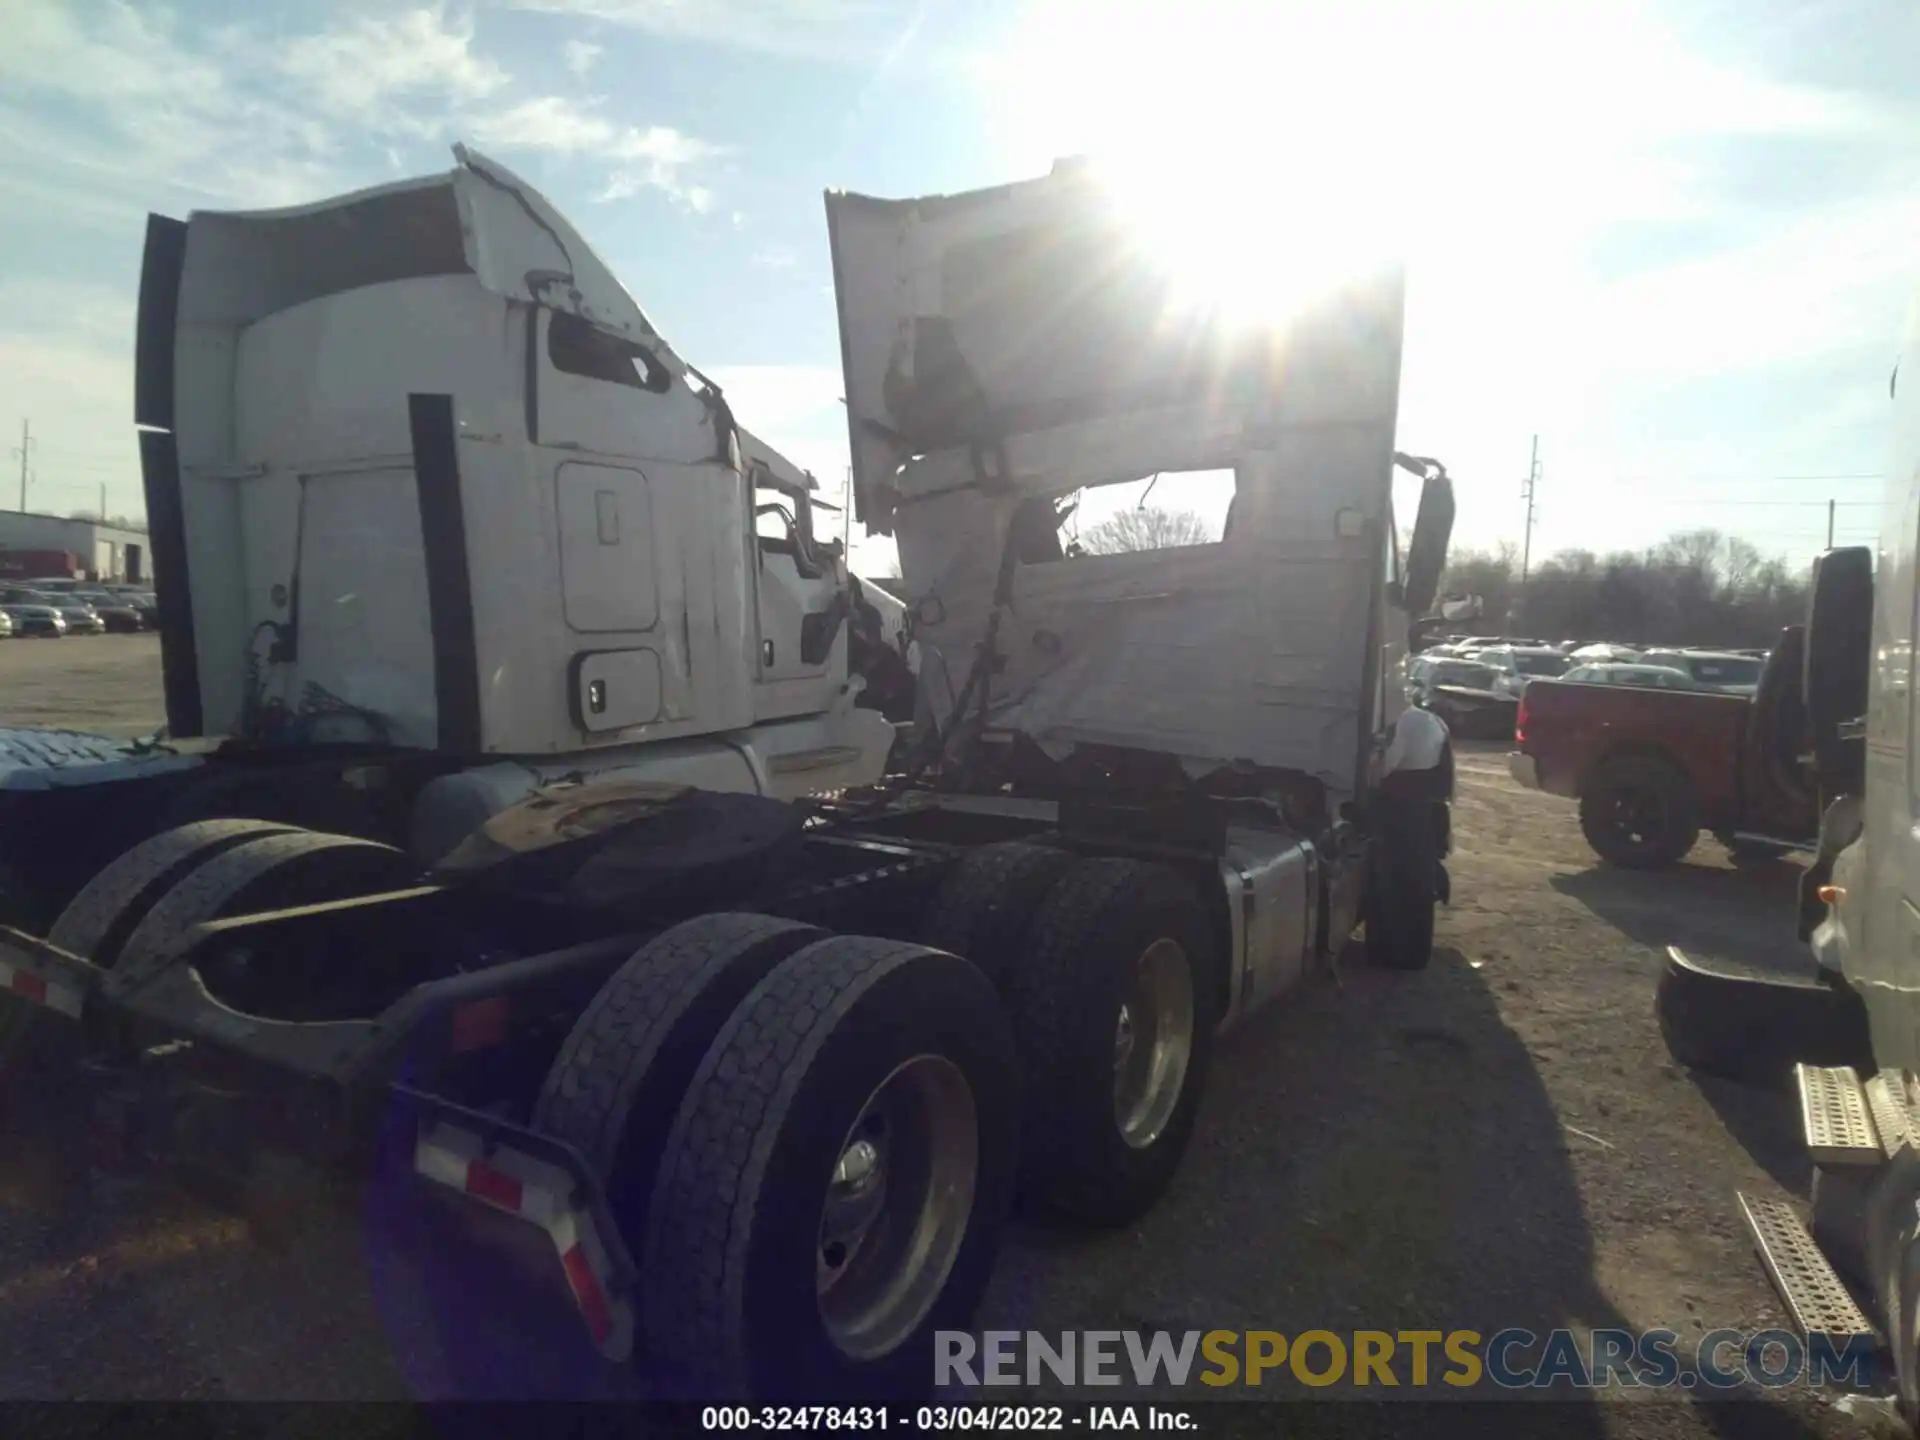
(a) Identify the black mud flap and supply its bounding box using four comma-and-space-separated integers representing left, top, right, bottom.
1657, 945, 1871, 1087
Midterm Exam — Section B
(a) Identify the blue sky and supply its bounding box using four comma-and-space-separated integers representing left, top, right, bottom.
1, 0, 1917, 576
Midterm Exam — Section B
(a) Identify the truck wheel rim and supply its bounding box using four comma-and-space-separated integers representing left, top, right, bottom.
816, 1054, 978, 1361
1114, 938, 1195, 1150
1606, 788, 1665, 848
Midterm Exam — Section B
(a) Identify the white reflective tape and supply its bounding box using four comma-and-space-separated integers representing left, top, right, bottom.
414, 1136, 472, 1194
0, 961, 84, 1019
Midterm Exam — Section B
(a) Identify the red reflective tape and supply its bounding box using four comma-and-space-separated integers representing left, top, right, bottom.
10, 971, 47, 1004
560, 1242, 613, 1343
464, 1159, 524, 1212
449, 997, 509, 1055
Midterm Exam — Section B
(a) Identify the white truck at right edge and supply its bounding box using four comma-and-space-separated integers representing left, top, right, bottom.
1655, 273, 1920, 1418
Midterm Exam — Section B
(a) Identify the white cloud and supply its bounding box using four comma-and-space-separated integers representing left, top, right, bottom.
0, 3, 725, 223
474, 99, 722, 206
752, 245, 799, 270
505, 0, 894, 62
563, 38, 604, 75
277, 7, 509, 130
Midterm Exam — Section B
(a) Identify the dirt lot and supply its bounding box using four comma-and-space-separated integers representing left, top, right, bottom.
0, 632, 164, 738
0, 650, 1882, 1433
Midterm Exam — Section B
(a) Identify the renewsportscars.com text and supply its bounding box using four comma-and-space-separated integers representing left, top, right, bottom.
936, 1328, 1877, 1391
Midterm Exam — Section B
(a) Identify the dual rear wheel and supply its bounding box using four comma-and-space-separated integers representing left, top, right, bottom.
535, 913, 1018, 1400
534, 844, 1222, 1400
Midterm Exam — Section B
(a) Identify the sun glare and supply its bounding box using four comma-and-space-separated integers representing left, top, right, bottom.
978, 0, 1739, 329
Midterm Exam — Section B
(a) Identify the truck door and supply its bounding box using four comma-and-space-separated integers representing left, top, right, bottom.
748, 459, 845, 713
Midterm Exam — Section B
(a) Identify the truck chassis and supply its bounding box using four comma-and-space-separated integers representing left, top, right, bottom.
0, 767, 1448, 1401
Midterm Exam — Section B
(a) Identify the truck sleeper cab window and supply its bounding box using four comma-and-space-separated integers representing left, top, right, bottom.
1018, 468, 1239, 562
548, 310, 673, 395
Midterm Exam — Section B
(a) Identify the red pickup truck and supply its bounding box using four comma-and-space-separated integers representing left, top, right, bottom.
1507, 628, 1816, 868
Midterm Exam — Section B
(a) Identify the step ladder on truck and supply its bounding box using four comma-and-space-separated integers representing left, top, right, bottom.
1653, 273, 1920, 1415
0, 149, 1460, 1402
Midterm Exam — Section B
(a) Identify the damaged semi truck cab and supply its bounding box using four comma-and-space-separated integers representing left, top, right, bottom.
0, 152, 1459, 1404
826, 162, 1459, 983
136, 145, 897, 864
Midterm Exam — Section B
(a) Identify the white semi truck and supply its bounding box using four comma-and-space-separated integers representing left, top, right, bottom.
1651, 264, 1920, 1422
0, 149, 1457, 1401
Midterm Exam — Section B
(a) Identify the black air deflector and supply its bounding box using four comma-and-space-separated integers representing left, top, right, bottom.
136, 214, 203, 738
408, 393, 484, 755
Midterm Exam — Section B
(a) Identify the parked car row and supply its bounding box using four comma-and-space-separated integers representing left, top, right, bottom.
0, 580, 157, 638
1416, 635, 1767, 698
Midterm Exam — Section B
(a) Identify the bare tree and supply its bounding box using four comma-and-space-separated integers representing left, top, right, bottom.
1079, 507, 1216, 555
1721, 536, 1763, 596
66, 510, 149, 533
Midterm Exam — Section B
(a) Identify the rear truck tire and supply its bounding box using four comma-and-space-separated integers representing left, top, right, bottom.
1004, 858, 1216, 1227
642, 935, 1018, 1402
0, 820, 332, 1217
0, 818, 305, 1060
1578, 754, 1700, 869
110, 830, 416, 982
1655, 945, 1871, 1087
1365, 794, 1441, 971
531, 912, 827, 1240
918, 841, 1072, 988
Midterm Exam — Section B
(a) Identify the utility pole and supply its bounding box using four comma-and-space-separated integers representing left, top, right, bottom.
1520, 434, 1540, 584
99, 482, 108, 524
11, 419, 30, 513
1827, 497, 1836, 549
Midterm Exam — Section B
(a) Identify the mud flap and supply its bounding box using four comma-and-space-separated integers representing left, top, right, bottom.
372, 1086, 640, 1395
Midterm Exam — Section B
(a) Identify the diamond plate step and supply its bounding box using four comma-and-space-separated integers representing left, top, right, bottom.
1797, 1064, 1881, 1167
1864, 1073, 1913, 1159
1739, 1193, 1878, 1350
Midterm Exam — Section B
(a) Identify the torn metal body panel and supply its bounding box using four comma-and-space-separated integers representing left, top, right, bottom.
137, 146, 894, 810
825, 167, 1416, 799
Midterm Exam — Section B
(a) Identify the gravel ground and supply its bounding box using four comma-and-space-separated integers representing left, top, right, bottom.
0, 649, 1886, 1433
0, 632, 164, 738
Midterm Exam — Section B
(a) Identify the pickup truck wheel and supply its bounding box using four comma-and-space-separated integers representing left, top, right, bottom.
643, 935, 1017, 1401
1655, 945, 1870, 1086
1365, 794, 1441, 971
919, 841, 1071, 987
532, 912, 825, 1241
1579, 755, 1699, 869
1005, 859, 1215, 1227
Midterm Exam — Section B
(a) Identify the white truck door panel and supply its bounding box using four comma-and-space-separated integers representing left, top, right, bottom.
294, 468, 438, 745
756, 548, 835, 683
556, 462, 660, 634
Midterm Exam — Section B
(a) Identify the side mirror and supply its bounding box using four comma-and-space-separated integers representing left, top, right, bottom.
1396, 456, 1456, 620
1804, 545, 1872, 793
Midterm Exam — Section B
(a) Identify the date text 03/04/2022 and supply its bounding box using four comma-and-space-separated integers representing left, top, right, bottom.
700, 1406, 1196, 1431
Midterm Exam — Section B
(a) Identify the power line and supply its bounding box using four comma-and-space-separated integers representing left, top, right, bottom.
1656, 503, 1878, 513
1520, 435, 1539, 585
1600, 471, 1884, 484
10, 420, 31, 512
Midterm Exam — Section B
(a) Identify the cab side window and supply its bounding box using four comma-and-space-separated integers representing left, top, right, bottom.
548, 311, 671, 393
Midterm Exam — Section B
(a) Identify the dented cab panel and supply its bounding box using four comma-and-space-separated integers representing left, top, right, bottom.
826, 168, 1410, 796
